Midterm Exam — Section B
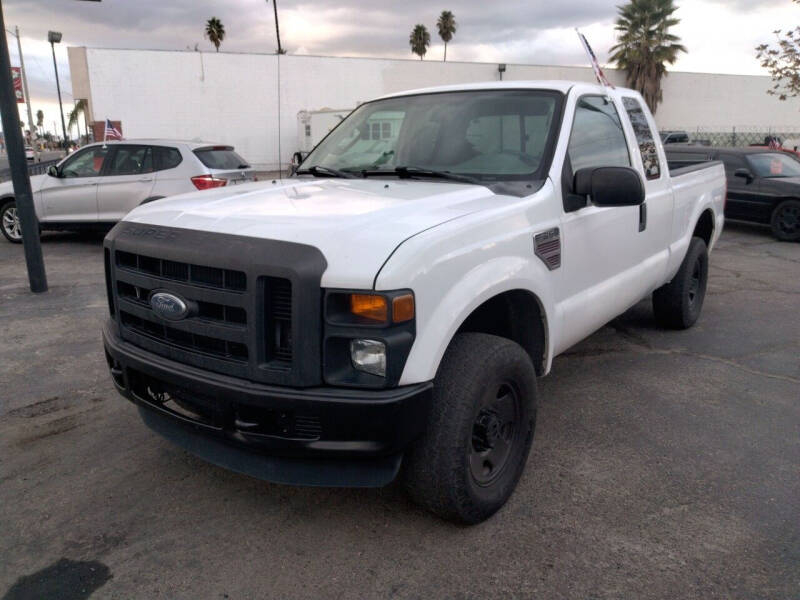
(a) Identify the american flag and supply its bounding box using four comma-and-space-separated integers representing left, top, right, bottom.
104, 119, 123, 141
576, 29, 615, 90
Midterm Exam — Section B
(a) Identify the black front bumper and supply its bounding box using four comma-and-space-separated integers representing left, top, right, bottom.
103, 322, 432, 487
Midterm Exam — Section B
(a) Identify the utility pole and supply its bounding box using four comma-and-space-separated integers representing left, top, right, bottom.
0, 0, 47, 292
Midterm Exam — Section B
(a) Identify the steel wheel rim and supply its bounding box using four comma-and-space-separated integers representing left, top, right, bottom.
469, 381, 521, 487
778, 205, 799, 235
688, 257, 702, 305
2, 207, 21, 240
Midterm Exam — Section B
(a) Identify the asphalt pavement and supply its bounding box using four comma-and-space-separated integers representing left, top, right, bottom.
0, 223, 797, 599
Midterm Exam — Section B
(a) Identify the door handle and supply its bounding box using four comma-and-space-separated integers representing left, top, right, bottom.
138, 178, 153, 182
638, 202, 647, 232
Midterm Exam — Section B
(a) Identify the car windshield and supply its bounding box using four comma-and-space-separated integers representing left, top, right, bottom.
748, 153, 800, 178
301, 89, 562, 181
193, 147, 249, 170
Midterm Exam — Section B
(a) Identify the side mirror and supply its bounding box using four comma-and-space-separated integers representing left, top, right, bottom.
734, 168, 754, 183
290, 151, 307, 175
574, 166, 645, 207
46, 165, 60, 178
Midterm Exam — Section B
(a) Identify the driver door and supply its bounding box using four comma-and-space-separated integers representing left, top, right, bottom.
38, 145, 110, 223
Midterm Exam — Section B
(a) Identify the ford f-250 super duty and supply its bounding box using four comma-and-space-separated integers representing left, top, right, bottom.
102, 81, 726, 524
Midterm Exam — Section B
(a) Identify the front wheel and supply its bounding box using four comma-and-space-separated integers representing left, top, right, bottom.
1, 200, 22, 243
403, 333, 537, 524
770, 199, 800, 242
652, 236, 709, 329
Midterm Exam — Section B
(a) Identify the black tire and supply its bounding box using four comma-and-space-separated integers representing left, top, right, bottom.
653, 236, 709, 329
770, 199, 800, 242
1, 200, 22, 243
403, 333, 537, 524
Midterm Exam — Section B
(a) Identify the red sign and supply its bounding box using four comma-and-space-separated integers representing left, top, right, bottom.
11, 67, 24, 103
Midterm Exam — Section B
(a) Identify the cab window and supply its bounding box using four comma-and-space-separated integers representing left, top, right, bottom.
567, 96, 631, 172
60, 146, 110, 178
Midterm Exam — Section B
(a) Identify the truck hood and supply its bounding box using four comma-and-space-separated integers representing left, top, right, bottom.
124, 178, 496, 288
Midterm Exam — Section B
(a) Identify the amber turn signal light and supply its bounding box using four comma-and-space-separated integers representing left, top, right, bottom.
392, 294, 415, 323
350, 294, 388, 322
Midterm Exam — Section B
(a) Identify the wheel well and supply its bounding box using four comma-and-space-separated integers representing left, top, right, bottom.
455, 290, 547, 375
693, 209, 714, 247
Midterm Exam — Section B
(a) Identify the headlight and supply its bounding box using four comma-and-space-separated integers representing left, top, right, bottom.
350, 339, 386, 377
323, 289, 416, 388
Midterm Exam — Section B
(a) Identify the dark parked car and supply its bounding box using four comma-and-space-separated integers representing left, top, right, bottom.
666, 145, 800, 241
660, 130, 690, 144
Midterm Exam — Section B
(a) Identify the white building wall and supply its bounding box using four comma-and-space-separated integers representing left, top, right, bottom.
69, 48, 800, 170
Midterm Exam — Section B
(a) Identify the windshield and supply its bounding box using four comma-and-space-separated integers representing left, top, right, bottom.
301, 90, 563, 181
193, 147, 249, 170
748, 153, 800, 178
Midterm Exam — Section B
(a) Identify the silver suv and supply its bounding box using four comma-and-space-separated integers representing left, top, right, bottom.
0, 139, 254, 243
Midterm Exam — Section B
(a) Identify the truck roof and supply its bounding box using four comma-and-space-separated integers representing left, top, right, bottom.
377, 80, 631, 100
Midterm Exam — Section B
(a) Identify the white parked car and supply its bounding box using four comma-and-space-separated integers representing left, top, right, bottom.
102, 82, 726, 523
25, 146, 35, 161
0, 139, 254, 243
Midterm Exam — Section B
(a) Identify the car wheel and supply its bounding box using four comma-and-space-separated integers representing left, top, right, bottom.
770, 199, 800, 242
403, 333, 537, 524
1, 200, 23, 243
652, 236, 709, 330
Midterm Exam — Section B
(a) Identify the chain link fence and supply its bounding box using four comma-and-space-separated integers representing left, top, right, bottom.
666, 127, 800, 149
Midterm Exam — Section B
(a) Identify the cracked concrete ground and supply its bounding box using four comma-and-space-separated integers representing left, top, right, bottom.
1, 222, 798, 599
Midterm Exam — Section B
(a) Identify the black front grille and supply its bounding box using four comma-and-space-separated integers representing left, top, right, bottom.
265, 277, 292, 364
105, 224, 326, 387
120, 310, 249, 361
116, 251, 246, 291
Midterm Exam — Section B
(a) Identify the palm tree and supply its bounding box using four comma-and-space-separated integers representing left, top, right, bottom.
67, 99, 87, 133
436, 11, 456, 61
269, 0, 285, 54
36, 109, 44, 137
205, 17, 225, 52
409, 24, 431, 60
609, 0, 686, 113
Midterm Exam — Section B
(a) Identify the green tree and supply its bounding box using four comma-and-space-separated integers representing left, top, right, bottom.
409, 24, 431, 60
67, 99, 87, 132
609, 0, 686, 113
756, 0, 800, 100
436, 11, 457, 61
35, 109, 44, 137
205, 17, 226, 52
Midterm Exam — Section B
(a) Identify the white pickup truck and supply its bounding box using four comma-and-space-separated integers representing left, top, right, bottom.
102, 81, 725, 524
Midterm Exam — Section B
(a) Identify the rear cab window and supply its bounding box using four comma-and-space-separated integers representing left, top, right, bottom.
193, 147, 249, 170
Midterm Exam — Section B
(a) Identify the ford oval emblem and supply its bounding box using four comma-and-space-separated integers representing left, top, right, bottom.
149, 291, 190, 321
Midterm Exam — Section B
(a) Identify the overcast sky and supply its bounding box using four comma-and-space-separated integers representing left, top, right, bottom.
2, 0, 796, 135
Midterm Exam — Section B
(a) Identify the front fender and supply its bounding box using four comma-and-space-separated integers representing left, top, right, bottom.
394, 255, 555, 385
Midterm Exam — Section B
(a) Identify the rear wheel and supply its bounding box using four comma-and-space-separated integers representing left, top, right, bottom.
1, 200, 22, 243
653, 236, 708, 329
403, 333, 537, 524
770, 199, 800, 242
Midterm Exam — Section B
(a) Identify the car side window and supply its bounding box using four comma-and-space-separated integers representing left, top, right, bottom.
153, 146, 183, 171
622, 97, 661, 180
108, 146, 152, 176
567, 96, 631, 172
717, 154, 747, 180
60, 146, 110, 178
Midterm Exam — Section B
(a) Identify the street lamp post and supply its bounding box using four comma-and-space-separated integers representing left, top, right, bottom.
48, 30, 68, 149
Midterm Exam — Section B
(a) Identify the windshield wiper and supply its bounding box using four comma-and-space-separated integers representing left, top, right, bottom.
394, 166, 480, 184
295, 165, 359, 179
237, 163, 251, 169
